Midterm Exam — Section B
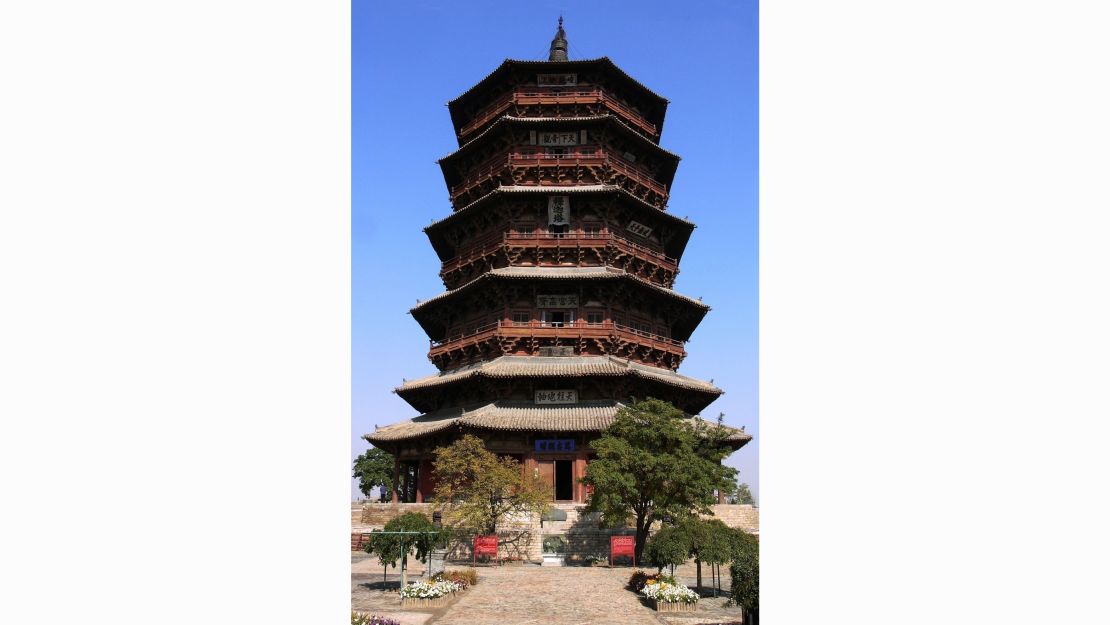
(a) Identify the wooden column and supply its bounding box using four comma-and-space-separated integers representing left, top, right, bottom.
391, 457, 400, 504
574, 453, 587, 502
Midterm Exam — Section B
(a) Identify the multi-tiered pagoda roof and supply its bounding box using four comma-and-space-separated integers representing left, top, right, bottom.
364, 21, 748, 503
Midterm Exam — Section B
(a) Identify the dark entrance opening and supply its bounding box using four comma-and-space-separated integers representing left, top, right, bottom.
555, 459, 574, 501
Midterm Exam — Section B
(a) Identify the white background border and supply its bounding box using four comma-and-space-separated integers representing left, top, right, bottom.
2, 1, 1109, 623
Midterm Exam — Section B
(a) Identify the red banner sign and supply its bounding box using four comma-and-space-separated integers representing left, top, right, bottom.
610, 535, 636, 566
473, 535, 498, 565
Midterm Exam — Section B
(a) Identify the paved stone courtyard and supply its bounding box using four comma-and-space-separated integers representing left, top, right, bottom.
352, 553, 743, 625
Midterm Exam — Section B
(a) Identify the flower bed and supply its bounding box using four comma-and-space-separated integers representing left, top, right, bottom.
629, 570, 679, 592
399, 579, 463, 607
641, 577, 699, 612
398, 571, 479, 608
351, 612, 401, 625
651, 598, 698, 613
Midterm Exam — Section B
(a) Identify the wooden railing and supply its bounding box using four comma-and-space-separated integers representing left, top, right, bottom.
429, 319, 684, 355
448, 148, 667, 203
440, 231, 677, 278
458, 87, 659, 140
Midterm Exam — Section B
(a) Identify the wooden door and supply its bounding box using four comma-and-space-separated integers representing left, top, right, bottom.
536, 459, 554, 497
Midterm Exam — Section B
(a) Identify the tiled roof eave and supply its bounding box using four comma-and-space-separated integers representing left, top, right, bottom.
364, 401, 748, 446
438, 114, 680, 164
424, 185, 695, 234
446, 57, 669, 107
410, 266, 708, 314
394, 355, 722, 395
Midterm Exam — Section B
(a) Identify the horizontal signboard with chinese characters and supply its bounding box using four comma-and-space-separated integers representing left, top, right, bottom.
535, 389, 578, 404
538, 346, 575, 357
535, 439, 576, 452
627, 220, 653, 238
538, 131, 579, 146
537, 73, 577, 86
536, 294, 578, 308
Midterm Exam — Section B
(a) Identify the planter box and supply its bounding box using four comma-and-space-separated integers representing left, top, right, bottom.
541, 554, 566, 567
400, 595, 453, 608
652, 599, 698, 613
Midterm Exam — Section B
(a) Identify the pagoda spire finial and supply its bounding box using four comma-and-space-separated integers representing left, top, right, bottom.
548, 16, 568, 62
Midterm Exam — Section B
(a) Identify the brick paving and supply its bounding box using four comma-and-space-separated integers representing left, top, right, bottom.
433, 565, 662, 625
352, 553, 745, 625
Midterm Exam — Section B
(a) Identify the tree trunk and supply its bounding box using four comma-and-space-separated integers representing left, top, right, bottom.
634, 515, 650, 565
696, 557, 702, 592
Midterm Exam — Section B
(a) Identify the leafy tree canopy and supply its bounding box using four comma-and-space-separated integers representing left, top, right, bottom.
581, 398, 737, 561
431, 434, 551, 535
644, 524, 689, 570
728, 482, 756, 505
362, 511, 450, 569
353, 447, 394, 501
730, 531, 759, 611
645, 517, 742, 590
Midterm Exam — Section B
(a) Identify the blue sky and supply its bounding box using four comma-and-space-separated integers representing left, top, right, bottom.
352, 0, 759, 501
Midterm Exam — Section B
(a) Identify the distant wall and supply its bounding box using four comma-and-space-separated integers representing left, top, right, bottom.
352, 502, 759, 560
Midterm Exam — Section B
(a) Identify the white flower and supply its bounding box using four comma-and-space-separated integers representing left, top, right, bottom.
641, 581, 699, 603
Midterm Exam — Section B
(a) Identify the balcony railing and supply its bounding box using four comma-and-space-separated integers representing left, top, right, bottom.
429, 319, 684, 356
440, 231, 677, 278
458, 87, 659, 140
448, 148, 667, 203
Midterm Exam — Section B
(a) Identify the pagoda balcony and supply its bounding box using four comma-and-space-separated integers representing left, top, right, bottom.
427, 319, 687, 371
449, 148, 669, 208
457, 87, 660, 142
439, 231, 679, 289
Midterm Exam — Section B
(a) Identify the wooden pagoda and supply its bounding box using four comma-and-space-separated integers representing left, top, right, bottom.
364, 20, 751, 504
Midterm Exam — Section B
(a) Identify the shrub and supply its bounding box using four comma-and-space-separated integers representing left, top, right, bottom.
644, 524, 689, 571
351, 612, 400, 625
628, 569, 677, 592
729, 533, 759, 611
541, 535, 566, 554
629, 569, 651, 591
432, 568, 478, 589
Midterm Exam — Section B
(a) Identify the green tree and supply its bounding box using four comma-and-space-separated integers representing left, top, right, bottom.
644, 523, 689, 572
689, 518, 737, 594
644, 517, 738, 592
362, 511, 450, 586
728, 482, 755, 505
353, 447, 394, 501
431, 434, 551, 535
581, 398, 737, 563
729, 530, 759, 615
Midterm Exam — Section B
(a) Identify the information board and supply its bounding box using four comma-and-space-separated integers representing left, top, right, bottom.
610, 535, 636, 566
473, 535, 498, 565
